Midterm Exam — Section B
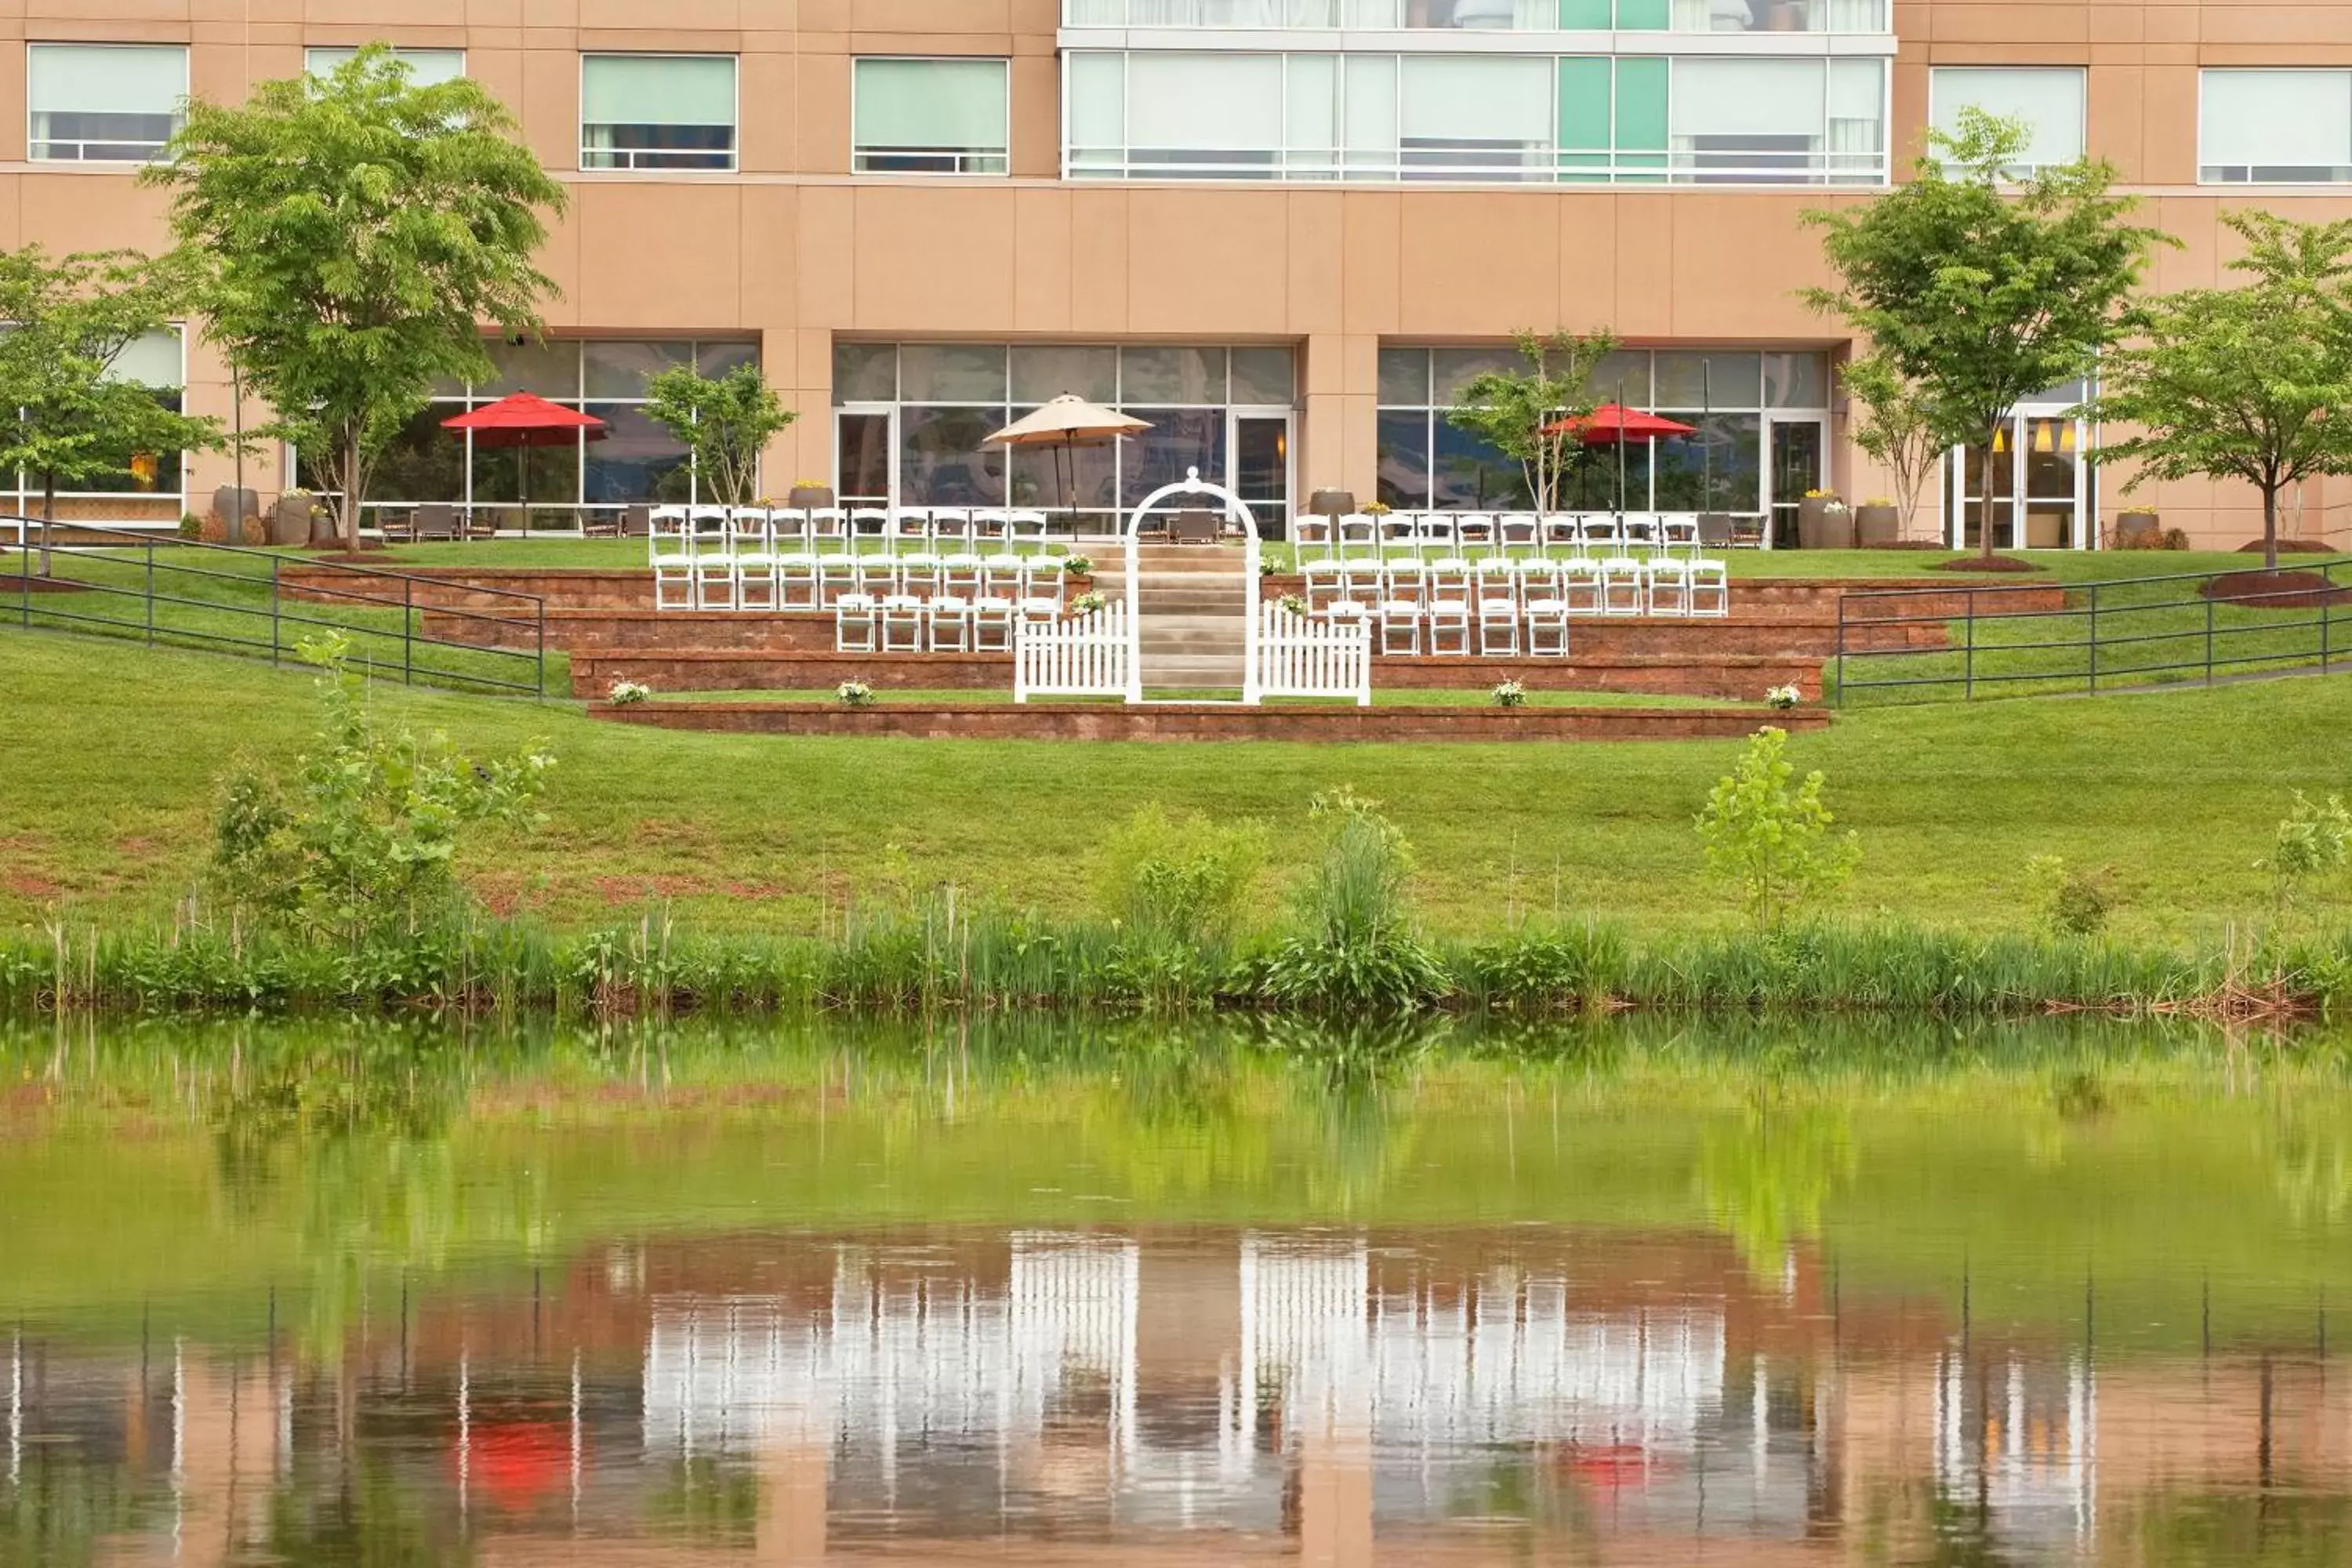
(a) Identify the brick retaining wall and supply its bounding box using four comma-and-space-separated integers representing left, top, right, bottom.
593, 699, 1828, 743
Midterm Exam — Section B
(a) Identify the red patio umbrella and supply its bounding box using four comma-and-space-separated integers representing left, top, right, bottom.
441, 393, 608, 524
1543, 405, 1698, 514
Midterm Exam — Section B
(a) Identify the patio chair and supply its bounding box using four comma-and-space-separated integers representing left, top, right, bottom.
414, 503, 460, 543
1173, 509, 1221, 546
619, 504, 653, 539
377, 507, 417, 544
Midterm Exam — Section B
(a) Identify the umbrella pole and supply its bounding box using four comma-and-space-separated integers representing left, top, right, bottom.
1616, 378, 1628, 517
1701, 361, 1713, 520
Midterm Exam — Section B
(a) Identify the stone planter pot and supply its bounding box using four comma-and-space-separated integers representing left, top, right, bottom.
1308, 488, 1356, 518
268, 495, 316, 546
1796, 497, 1855, 550
2112, 512, 2161, 548
787, 485, 836, 510
1854, 504, 1901, 548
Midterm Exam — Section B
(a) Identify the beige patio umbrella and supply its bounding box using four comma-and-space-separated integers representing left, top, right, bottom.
985, 395, 1151, 534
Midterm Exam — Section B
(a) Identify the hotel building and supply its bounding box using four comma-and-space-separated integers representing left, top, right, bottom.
7, 0, 2352, 548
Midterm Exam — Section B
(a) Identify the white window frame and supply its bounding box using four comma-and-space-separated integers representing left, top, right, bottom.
2196, 67, 2352, 186
26, 41, 190, 166
578, 52, 741, 174
1926, 65, 2085, 175
851, 56, 1012, 176
303, 45, 469, 83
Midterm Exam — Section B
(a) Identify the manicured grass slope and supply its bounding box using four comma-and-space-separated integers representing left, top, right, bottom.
0, 626, 2341, 941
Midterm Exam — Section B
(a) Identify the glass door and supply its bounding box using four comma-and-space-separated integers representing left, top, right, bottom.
1766, 418, 1825, 550
1949, 434, 2016, 551
835, 408, 895, 510
1948, 412, 2086, 550
1230, 411, 1292, 539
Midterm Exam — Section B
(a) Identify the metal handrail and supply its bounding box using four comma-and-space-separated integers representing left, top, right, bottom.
3, 515, 546, 699
1835, 559, 2349, 707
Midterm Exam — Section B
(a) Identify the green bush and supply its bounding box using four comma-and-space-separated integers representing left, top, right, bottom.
2026, 855, 2114, 938
1258, 789, 1448, 1013
1695, 727, 1860, 934
1091, 804, 1270, 946
209, 633, 554, 947
2263, 791, 2352, 913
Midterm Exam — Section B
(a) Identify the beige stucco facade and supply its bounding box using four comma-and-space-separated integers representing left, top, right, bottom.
4, 0, 2350, 543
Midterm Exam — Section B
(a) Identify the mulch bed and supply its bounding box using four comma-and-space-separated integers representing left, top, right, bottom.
4, 575, 93, 593
1929, 554, 2042, 573
2200, 570, 2352, 610
2238, 538, 2336, 555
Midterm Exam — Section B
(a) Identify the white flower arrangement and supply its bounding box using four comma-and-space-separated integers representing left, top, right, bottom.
1492, 679, 1527, 709
1766, 684, 1802, 710
608, 679, 652, 707
836, 681, 875, 707
1069, 590, 1108, 615
1276, 593, 1308, 618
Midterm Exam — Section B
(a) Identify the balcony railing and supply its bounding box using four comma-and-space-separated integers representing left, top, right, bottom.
1065, 0, 1890, 34
1066, 143, 1888, 185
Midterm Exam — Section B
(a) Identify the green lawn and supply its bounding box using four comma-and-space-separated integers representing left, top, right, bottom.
3, 623, 2347, 944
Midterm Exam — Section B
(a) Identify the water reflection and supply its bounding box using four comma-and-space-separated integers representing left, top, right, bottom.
2, 1015, 2349, 1564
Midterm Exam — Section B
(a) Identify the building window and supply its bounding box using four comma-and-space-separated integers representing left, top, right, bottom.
295, 339, 757, 516
1059, 1, 1892, 34
833, 342, 1297, 532
0, 328, 187, 514
853, 58, 1010, 174
1063, 50, 1886, 185
305, 45, 467, 85
580, 54, 738, 172
27, 43, 187, 163
2200, 70, 2352, 183
1929, 67, 2084, 172
1374, 345, 1826, 514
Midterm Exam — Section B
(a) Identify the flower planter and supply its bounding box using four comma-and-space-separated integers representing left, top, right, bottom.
1796, 497, 1855, 550
268, 495, 316, 546
2111, 513, 2161, 548
787, 485, 836, 510
1854, 504, 1901, 548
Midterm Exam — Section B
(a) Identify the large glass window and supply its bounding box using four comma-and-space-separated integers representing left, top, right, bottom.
1065, 50, 1886, 184
832, 342, 1298, 532
1930, 67, 2084, 172
295, 339, 755, 515
27, 43, 186, 163
305, 45, 466, 85
1060, 0, 1890, 32
1375, 343, 1827, 515
2200, 70, 2352, 184
0, 329, 187, 510
580, 54, 737, 172
853, 58, 1009, 174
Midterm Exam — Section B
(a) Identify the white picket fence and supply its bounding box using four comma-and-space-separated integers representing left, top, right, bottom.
1014, 601, 1132, 701
1254, 601, 1370, 706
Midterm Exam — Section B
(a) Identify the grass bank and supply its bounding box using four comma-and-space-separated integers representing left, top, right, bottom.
5, 627, 2349, 945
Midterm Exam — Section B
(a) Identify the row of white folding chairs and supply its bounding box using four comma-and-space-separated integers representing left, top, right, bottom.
663, 546, 1071, 612
1305, 556, 1729, 625
649, 506, 1062, 559
835, 591, 1061, 655
1295, 511, 1707, 561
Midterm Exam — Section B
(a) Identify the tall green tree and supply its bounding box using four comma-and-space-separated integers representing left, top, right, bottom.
0, 246, 224, 560
2083, 212, 2352, 573
1803, 111, 2170, 562
141, 45, 565, 548
1840, 353, 1941, 541
1444, 328, 1617, 513
643, 361, 797, 507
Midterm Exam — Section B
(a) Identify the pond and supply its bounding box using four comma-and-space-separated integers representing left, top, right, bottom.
2, 1014, 2350, 1565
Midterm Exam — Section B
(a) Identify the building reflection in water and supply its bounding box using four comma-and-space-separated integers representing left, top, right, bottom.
5, 1228, 2347, 1564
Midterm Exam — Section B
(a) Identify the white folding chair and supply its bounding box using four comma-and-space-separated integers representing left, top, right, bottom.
1577, 514, 1622, 556
1414, 513, 1457, 564
1561, 557, 1605, 617
880, 594, 927, 652
1377, 560, 1426, 656
1497, 514, 1541, 558
1333, 561, 1382, 622
1646, 555, 1693, 617
1475, 558, 1521, 655
1659, 513, 1700, 557
1021, 557, 1065, 610
649, 506, 693, 611
688, 506, 735, 610
931, 508, 975, 552
1425, 557, 1473, 655
1292, 516, 1333, 563
1621, 512, 1661, 556
927, 592, 974, 652
1598, 555, 1646, 615
1377, 513, 1417, 559
898, 550, 942, 601
809, 507, 849, 555
1689, 557, 1730, 618
971, 592, 1015, 652
971, 510, 1010, 548
1301, 559, 1348, 616
1454, 513, 1498, 561
1540, 514, 1580, 556
833, 592, 878, 653
1335, 514, 1380, 561
728, 506, 778, 611
1521, 560, 1571, 656
1007, 511, 1049, 552
940, 552, 984, 601
848, 507, 891, 557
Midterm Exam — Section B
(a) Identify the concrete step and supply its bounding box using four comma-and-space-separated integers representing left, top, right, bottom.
1140, 654, 1249, 685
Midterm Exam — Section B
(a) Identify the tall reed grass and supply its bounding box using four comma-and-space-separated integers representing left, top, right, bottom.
4, 902, 2348, 1024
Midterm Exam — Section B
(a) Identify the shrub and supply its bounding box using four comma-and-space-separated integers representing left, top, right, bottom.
1695, 728, 1860, 934
2263, 790, 2352, 912
1258, 789, 1448, 1011
2025, 855, 2114, 938
209, 633, 554, 947
1091, 804, 1269, 946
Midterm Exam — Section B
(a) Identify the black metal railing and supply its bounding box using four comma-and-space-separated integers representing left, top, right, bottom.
4, 517, 546, 698
1835, 561, 2350, 707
